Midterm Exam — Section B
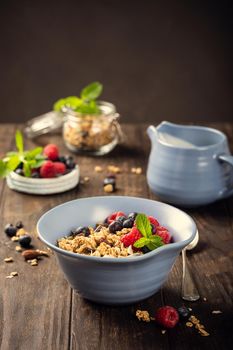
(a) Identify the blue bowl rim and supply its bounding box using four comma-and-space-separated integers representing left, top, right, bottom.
37, 196, 197, 264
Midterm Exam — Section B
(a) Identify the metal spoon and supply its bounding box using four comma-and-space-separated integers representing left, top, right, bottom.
181, 230, 200, 301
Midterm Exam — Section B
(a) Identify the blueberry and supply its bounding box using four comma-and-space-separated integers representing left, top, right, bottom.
109, 220, 123, 234
58, 156, 66, 164
141, 246, 151, 254
65, 155, 74, 161
16, 162, 23, 169
72, 226, 90, 237
177, 306, 191, 319
4, 224, 17, 237
128, 212, 137, 220
16, 221, 24, 229
116, 216, 126, 223
31, 172, 40, 178
15, 168, 24, 176
66, 159, 76, 170
123, 218, 134, 228
19, 234, 32, 248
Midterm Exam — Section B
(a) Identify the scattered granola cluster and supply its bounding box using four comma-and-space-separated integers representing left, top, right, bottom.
136, 305, 211, 337
186, 315, 210, 337
136, 310, 151, 322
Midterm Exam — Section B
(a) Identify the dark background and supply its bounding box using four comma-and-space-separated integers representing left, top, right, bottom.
0, 0, 232, 123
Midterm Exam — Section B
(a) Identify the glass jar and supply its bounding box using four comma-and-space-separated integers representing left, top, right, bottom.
62, 101, 122, 155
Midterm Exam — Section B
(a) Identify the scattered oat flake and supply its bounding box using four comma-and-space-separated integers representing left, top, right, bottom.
186, 322, 193, 327
107, 165, 121, 174
6, 275, 14, 279
199, 329, 210, 337
203, 297, 207, 301
136, 310, 151, 322
188, 308, 192, 311
94, 166, 103, 173
104, 184, 114, 193
135, 168, 142, 174
15, 246, 22, 252
212, 310, 222, 314
4, 257, 14, 263
131, 167, 142, 174
161, 330, 166, 334
11, 236, 19, 241
16, 228, 26, 237
30, 258, 38, 266
84, 176, 90, 182
10, 271, 18, 276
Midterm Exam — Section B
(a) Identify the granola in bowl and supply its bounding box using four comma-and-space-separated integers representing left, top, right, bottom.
57, 211, 172, 258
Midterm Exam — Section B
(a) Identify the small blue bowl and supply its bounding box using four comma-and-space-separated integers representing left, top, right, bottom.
37, 196, 196, 305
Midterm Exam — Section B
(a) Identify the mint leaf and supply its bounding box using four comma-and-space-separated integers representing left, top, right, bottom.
53, 98, 66, 111
135, 213, 152, 238
146, 235, 164, 250
133, 237, 150, 248
76, 100, 100, 115
81, 82, 103, 101
54, 97, 83, 112
32, 159, 45, 168
7, 155, 21, 172
25, 147, 43, 160
15, 130, 24, 153
23, 162, 31, 177
0, 160, 8, 177
65, 96, 83, 109
6, 151, 18, 157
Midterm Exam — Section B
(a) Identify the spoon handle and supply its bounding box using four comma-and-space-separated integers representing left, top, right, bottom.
181, 249, 200, 301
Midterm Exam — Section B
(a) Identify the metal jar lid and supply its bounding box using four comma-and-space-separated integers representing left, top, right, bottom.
24, 111, 64, 138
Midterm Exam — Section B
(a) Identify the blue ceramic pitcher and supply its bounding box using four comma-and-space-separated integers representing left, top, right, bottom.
147, 121, 233, 207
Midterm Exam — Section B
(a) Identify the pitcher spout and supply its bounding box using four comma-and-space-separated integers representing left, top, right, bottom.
147, 125, 158, 142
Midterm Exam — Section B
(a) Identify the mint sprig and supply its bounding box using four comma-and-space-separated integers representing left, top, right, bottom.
133, 213, 164, 251
53, 81, 103, 115
0, 130, 46, 178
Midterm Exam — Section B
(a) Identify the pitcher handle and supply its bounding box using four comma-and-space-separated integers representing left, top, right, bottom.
218, 154, 233, 199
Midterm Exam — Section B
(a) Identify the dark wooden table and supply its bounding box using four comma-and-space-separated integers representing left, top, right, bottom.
0, 123, 233, 350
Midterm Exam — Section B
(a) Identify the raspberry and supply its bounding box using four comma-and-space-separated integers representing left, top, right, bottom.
43, 144, 59, 161
155, 226, 171, 244
107, 211, 126, 224
54, 162, 66, 175
121, 227, 142, 247
40, 161, 56, 178
148, 216, 160, 227
155, 306, 179, 328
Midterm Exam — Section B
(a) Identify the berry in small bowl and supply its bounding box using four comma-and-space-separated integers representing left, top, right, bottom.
0, 131, 79, 194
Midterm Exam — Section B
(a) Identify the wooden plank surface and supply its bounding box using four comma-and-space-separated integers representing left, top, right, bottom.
0, 123, 233, 350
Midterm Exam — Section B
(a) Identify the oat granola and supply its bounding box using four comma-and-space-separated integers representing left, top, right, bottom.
58, 225, 139, 258
57, 211, 172, 258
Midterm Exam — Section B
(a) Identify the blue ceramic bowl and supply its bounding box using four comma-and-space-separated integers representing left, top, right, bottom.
37, 196, 196, 305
